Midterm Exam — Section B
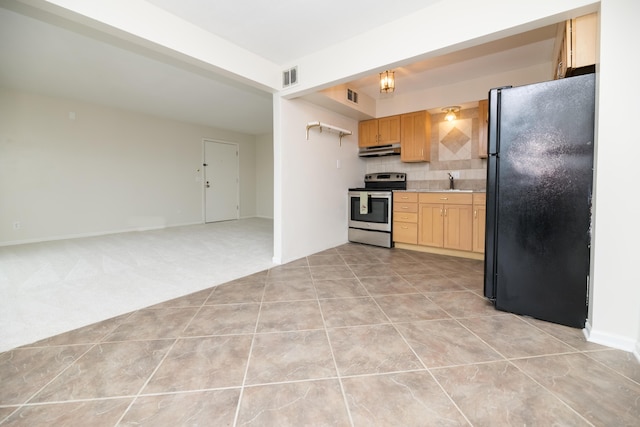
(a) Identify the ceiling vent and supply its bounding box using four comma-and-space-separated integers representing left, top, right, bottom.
346, 88, 359, 104
282, 66, 298, 88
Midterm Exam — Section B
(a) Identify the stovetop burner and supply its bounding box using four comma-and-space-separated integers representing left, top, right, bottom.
350, 172, 407, 191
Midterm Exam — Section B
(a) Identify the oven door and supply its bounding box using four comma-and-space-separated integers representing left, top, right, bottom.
348, 191, 392, 232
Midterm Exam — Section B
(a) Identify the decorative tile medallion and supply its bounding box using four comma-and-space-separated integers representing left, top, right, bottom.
439, 118, 472, 161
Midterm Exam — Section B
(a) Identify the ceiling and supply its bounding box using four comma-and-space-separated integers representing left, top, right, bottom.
0, 1, 558, 135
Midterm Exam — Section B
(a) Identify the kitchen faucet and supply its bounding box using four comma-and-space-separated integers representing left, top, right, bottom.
448, 172, 454, 190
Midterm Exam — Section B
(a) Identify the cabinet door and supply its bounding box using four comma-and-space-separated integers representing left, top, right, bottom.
553, 13, 596, 79
400, 111, 431, 163
358, 119, 379, 147
394, 201, 418, 213
478, 100, 488, 159
393, 221, 418, 244
418, 204, 443, 247
443, 204, 473, 251
378, 115, 401, 145
472, 205, 486, 253
572, 13, 597, 68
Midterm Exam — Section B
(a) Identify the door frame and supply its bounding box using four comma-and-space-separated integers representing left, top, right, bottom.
202, 138, 240, 223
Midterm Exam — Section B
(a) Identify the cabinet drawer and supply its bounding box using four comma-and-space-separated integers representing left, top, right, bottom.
394, 212, 418, 223
419, 193, 473, 205
394, 192, 418, 203
473, 193, 486, 206
393, 222, 418, 244
394, 202, 418, 213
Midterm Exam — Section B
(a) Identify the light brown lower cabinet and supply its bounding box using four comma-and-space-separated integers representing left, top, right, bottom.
417, 193, 473, 252
443, 204, 473, 251
394, 192, 484, 256
472, 193, 486, 253
417, 203, 444, 247
393, 192, 418, 244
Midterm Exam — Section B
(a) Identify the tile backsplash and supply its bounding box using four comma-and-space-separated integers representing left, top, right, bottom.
364, 106, 487, 191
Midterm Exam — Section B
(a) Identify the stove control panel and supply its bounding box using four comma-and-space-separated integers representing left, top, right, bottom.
364, 172, 406, 183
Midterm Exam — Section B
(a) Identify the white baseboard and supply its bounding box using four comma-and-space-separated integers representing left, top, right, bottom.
0, 221, 203, 247
584, 320, 639, 353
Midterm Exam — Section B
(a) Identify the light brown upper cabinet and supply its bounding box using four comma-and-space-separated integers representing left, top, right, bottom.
400, 110, 431, 162
358, 115, 401, 147
553, 12, 597, 79
478, 99, 488, 159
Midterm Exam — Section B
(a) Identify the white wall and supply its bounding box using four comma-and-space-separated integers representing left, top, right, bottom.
284, 0, 597, 97
0, 88, 259, 244
11, 0, 640, 353
255, 132, 274, 219
281, 0, 639, 352
588, 0, 640, 353
376, 63, 552, 117
273, 97, 364, 264
238, 139, 257, 219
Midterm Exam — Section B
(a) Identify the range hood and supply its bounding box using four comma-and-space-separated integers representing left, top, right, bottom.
358, 143, 401, 157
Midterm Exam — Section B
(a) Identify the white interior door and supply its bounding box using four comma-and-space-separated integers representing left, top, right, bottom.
204, 140, 239, 222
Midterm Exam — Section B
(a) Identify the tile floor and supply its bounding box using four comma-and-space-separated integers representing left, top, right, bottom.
0, 218, 274, 352
1, 243, 639, 426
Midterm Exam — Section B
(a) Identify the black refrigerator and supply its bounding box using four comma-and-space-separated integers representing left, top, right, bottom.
484, 73, 595, 328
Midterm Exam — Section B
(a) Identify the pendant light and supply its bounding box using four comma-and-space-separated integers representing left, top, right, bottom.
442, 106, 461, 121
379, 70, 395, 93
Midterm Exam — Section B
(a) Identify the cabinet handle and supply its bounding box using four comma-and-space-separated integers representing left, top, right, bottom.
440, 208, 443, 216
402, 226, 408, 229
444, 208, 448, 216
474, 209, 477, 219
440, 197, 448, 200
402, 206, 409, 209
557, 61, 564, 79
401, 196, 409, 199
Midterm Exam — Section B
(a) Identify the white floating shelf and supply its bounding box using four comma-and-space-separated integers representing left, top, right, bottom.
305, 121, 352, 145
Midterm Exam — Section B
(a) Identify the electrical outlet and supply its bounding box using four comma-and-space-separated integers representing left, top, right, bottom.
13, 221, 21, 230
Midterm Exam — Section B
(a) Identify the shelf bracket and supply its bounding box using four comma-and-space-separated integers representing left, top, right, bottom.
305, 121, 352, 146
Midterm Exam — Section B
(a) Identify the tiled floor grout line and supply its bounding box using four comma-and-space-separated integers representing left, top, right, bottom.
511, 314, 587, 350
580, 350, 640, 386
452, 315, 511, 361
21, 343, 98, 405
0, 407, 18, 425
112, 293, 211, 426
519, 315, 596, 353
232, 274, 268, 427
316, 254, 355, 427
446, 311, 600, 424
1, 218, 274, 354
506, 358, 597, 427
3, 308, 147, 423
3, 244, 638, 424
351, 264, 476, 427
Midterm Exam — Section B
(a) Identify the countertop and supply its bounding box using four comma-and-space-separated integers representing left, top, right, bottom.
395, 189, 485, 193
